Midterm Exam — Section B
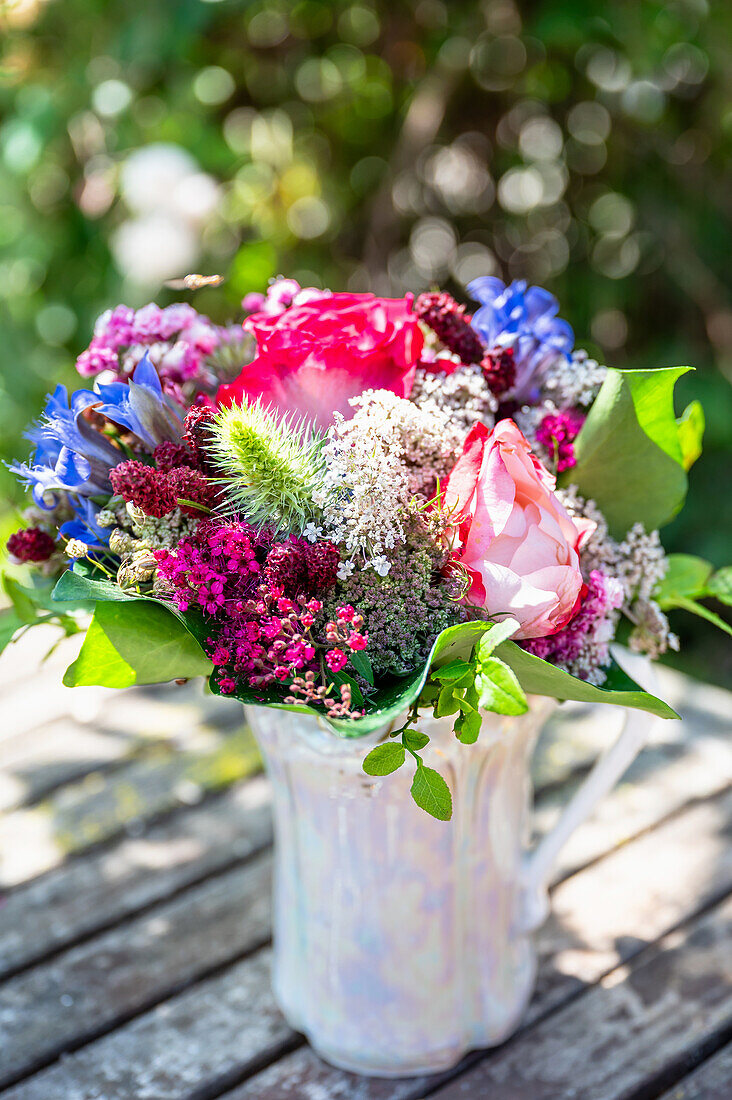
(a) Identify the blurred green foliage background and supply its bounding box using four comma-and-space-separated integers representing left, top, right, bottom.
1, 0, 730, 683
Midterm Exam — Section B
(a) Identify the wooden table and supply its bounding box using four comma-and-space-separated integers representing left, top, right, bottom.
0, 626, 731, 1099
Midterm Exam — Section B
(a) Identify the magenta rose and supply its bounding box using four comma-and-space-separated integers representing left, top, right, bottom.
217, 293, 423, 430
443, 419, 594, 639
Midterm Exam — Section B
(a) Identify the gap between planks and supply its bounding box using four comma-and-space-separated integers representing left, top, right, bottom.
1, 782, 731, 1100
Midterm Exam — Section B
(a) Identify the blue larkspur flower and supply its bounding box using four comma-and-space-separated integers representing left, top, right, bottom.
468, 277, 574, 402
95, 353, 184, 450
59, 498, 110, 550
10, 352, 184, 545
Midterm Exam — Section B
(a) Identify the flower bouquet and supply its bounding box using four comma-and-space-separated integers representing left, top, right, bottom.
4, 277, 731, 1075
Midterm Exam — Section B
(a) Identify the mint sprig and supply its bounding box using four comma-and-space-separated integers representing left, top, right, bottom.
361, 619, 528, 820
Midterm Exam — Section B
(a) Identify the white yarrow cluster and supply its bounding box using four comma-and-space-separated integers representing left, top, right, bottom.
409, 363, 497, 438
557, 485, 679, 656
542, 349, 608, 408
313, 390, 460, 573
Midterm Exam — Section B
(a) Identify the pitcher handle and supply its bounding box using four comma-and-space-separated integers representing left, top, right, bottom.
517, 649, 668, 933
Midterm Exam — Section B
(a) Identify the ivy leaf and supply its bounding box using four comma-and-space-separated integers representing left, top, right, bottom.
676, 400, 704, 470
403, 728, 430, 751
363, 742, 406, 776
564, 366, 692, 536
477, 656, 529, 715
63, 600, 213, 688
410, 763, 452, 821
348, 648, 374, 685
707, 567, 732, 607
654, 553, 714, 607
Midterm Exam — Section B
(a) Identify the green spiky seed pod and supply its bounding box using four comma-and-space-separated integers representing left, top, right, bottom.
209, 401, 326, 535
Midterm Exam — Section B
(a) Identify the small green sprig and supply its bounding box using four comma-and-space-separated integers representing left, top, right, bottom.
361, 618, 527, 821
363, 704, 453, 821
209, 400, 326, 535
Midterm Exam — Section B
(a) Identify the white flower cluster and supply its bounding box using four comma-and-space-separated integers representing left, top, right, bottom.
542, 348, 607, 408
409, 363, 497, 438
557, 485, 679, 656
313, 389, 460, 574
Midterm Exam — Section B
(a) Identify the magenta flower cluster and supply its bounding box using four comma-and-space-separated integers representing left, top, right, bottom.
154, 519, 264, 615
211, 595, 367, 695
153, 519, 368, 697
536, 409, 585, 472
76, 302, 223, 399
522, 569, 624, 676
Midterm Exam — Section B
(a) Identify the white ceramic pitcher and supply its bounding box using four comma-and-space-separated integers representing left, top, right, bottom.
245, 651, 659, 1078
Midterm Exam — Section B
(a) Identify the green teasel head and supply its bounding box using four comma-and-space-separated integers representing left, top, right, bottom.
209, 400, 326, 535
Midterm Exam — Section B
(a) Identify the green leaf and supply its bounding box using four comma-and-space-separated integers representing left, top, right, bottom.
363, 742, 406, 776
328, 670, 364, 707
402, 728, 430, 751
668, 596, 732, 638
477, 656, 529, 715
676, 400, 704, 470
564, 366, 692, 537
707, 567, 732, 607
455, 686, 482, 743
410, 763, 452, 821
435, 684, 461, 717
2, 574, 38, 624
348, 648, 374, 685
326, 620, 494, 737
654, 553, 714, 607
0, 610, 24, 656
63, 600, 213, 688
494, 641, 679, 719
431, 658, 472, 682
53, 565, 130, 604
475, 618, 521, 659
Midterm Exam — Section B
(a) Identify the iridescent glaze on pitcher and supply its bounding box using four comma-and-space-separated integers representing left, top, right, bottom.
246, 658, 655, 1078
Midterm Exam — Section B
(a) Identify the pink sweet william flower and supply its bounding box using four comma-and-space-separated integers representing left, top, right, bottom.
443, 419, 595, 639
217, 293, 424, 431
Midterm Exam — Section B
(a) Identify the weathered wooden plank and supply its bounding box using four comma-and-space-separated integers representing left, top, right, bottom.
0, 949, 291, 1100
0, 683, 243, 813
537, 708, 732, 882
0, 853, 272, 1089
657, 1043, 732, 1100
9, 785, 732, 1100
0, 776, 272, 980
0, 719, 132, 812
429, 896, 732, 1100
0, 725, 262, 887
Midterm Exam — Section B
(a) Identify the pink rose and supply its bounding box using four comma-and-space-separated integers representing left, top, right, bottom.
444, 419, 594, 639
217, 293, 423, 430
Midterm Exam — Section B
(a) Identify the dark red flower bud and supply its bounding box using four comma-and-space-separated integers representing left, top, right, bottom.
415, 292, 485, 365
6, 527, 56, 563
